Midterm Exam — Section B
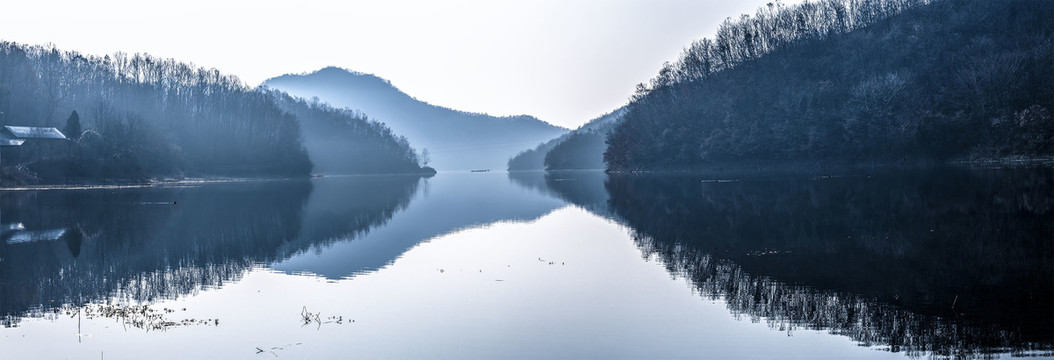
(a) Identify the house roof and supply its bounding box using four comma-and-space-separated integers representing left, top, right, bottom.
3, 126, 66, 140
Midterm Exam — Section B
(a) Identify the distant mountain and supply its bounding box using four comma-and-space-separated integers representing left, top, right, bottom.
606, 0, 1054, 171
262, 67, 568, 170
507, 107, 626, 171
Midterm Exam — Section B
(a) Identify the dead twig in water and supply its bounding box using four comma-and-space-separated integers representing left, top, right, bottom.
300, 306, 322, 330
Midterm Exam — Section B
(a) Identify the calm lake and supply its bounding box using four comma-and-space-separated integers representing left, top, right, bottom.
0, 169, 1051, 359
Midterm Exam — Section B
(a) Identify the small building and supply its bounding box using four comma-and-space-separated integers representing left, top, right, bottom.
0, 125, 68, 167
0, 126, 67, 144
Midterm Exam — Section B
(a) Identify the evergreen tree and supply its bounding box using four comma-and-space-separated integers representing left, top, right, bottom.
63, 110, 81, 140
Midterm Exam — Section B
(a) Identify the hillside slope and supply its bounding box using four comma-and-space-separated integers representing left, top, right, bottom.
606, 0, 1053, 171
263, 67, 567, 170
264, 90, 431, 175
0, 43, 431, 183
507, 107, 626, 171
0, 43, 311, 182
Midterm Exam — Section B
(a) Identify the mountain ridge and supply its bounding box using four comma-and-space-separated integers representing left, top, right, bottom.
263, 67, 568, 170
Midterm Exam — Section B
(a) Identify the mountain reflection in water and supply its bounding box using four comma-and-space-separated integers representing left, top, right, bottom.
273, 172, 564, 279
529, 168, 1053, 358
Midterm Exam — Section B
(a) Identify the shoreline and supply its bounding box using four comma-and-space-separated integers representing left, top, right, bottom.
0, 170, 439, 191
603, 157, 1054, 175
0, 177, 270, 191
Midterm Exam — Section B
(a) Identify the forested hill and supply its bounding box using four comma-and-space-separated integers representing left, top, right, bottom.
264, 90, 430, 175
262, 67, 568, 170
507, 107, 626, 171
0, 42, 426, 184
605, 0, 1053, 172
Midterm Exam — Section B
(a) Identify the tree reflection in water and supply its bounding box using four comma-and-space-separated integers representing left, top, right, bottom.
0, 176, 421, 327
543, 168, 1053, 358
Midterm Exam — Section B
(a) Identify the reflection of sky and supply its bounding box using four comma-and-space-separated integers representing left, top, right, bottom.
272, 172, 565, 279
0, 207, 905, 359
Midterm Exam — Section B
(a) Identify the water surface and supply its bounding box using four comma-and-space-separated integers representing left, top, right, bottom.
0, 169, 1050, 359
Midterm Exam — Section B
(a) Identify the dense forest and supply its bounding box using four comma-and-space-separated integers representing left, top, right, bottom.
507, 107, 625, 171
0, 42, 426, 184
544, 126, 612, 170
264, 90, 433, 175
605, 0, 1053, 171
264, 67, 567, 170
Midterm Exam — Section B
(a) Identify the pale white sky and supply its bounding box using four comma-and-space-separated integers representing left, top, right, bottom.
2, 0, 795, 129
